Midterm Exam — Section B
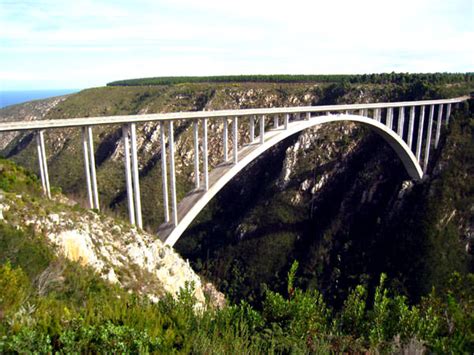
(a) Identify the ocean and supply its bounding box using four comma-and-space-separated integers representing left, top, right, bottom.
0, 89, 80, 109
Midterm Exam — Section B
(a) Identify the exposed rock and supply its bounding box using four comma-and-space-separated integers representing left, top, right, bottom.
398, 180, 414, 199
0, 190, 222, 308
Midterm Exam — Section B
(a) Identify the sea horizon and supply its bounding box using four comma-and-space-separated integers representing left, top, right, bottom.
0, 88, 81, 109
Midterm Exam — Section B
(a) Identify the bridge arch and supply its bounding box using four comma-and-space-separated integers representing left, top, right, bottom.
162, 114, 422, 246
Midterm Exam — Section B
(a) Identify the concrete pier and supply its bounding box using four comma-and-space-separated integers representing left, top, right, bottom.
160, 122, 169, 223
168, 121, 178, 226
423, 105, 435, 172
446, 104, 452, 126
434, 104, 443, 148
407, 106, 415, 150
36, 131, 48, 197
374, 108, 381, 122
386, 108, 393, 129
223, 118, 228, 162
233, 116, 238, 163
122, 125, 135, 225
250, 116, 255, 143
397, 108, 405, 138
416, 106, 425, 162
82, 127, 93, 208
203, 118, 209, 191
37, 130, 51, 199
87, 127, 100, 210
130, 123, 142, 229
193, 120, 200, 189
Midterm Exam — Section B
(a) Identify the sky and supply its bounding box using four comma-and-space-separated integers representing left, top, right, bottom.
0, 0, 472, 90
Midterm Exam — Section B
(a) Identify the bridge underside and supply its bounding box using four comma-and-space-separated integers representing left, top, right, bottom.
158, 114, 422, 246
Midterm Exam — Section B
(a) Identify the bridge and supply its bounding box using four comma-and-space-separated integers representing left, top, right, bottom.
0, 96, 469, 247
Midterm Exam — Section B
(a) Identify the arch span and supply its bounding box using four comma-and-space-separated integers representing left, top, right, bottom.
160, 114, 422, 246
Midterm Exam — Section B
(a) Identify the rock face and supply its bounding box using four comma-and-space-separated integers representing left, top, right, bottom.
0, 188, 219, 308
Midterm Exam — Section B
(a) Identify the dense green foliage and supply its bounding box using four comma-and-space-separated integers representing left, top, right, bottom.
107, 72, 473, 87
0, 243, 472, 353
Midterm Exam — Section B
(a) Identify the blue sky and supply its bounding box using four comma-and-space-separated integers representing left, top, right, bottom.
0, 0, 472, 90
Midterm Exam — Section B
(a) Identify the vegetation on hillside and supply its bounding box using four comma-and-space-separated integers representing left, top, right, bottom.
107, 72, 474, 87
0, 224, 472, 354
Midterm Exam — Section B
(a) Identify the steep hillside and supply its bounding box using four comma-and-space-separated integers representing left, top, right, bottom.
0, 158, 218, 308
0, 80, 472, 307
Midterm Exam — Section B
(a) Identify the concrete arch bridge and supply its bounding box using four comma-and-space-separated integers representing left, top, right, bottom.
0, 96, 468, 247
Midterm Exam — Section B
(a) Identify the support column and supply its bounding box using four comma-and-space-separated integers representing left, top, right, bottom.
130, 123, 142, 229
416, 106, 425, 162
434, 104, 443, 148
423, 105, 435, 172
397, 107, 405, 138
203, 118, 209, 191
407, 106, 415, 150
273, 115, 279, 129
82, 127, 93, 209
374, 108, 381, 122
284, 113, 289, 129
386, 108, 393, 130
223, 118, 228, 162
36, 132, 47, 196
193, 120, 200, 189
168, 121, 178, 226
87, 126, 100, 210
446, 103, 452, 126
122, 125, 135, 226
160, 122, 169, 223
249, 116, 255, 143
358, 109, 364, 116
38, 130, 51, 199
363, 109, 368, 117
232, 116, 238, 163
306, 112, 311, 120
260, 115, 265, 144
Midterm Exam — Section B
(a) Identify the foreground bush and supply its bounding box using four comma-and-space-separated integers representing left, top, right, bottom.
0, 249, 472, 353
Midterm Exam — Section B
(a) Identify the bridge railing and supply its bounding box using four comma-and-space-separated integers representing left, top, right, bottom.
0, 96, 468, 232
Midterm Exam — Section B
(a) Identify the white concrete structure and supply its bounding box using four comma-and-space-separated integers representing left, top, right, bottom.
0, 96, 468, 239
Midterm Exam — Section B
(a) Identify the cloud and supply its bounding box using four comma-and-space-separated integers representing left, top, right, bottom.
0, 0, 472, 89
